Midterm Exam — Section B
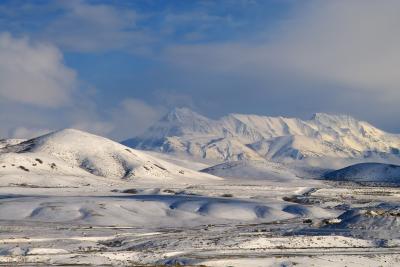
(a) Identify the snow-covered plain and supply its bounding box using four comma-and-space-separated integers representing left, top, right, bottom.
0, 118, 400, 266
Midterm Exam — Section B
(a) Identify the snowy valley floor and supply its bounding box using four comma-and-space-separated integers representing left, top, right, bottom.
0, 179, 400, 266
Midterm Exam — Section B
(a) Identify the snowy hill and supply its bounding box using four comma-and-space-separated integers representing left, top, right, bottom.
124, 108, 400, 164
201, 160, 299, 181
323, 162, 400, 183
0, 129, 220, 185
0, 138, 24, 149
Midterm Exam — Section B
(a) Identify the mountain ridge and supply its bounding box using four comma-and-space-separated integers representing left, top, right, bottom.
123, 107, 400, 164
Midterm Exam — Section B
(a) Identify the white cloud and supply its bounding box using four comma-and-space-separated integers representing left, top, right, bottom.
0, 32, 77, 107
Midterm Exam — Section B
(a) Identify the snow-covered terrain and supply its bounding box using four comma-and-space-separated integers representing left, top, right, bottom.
329, 203, 400, 239
0, 129, 220, 187
0, 138, 24, 148
0, 194, 335, 227
0, 183, 399, 266
0, 118, 400, 266
124, 108, 400, 165
324, 162, 400, 182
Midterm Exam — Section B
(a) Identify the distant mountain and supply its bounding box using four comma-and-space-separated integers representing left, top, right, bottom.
123, 107, 400, 163
323, 162, 400, 183
0, 129, 219, 183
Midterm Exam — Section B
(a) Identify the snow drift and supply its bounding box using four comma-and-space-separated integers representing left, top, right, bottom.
0, 194, 335, 227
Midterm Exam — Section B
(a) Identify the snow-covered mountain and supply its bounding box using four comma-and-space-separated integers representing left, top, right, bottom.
323, 162, 400, 183
0, 129, 220, 185
123, 107, 400, 164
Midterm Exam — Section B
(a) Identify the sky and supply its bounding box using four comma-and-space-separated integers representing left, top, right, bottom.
0, 0, 400, 140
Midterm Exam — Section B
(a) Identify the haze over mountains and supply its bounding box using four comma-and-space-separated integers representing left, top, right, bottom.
124, 107, 400, 166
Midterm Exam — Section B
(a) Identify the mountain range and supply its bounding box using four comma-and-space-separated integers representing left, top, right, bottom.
123, 107, 400, 166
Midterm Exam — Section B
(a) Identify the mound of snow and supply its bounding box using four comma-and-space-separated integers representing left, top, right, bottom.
323, 162, 400, 182
201, 160, 299, 181
1, 129, 220, 182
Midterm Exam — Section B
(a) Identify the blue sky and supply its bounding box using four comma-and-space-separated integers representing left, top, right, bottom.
0, 0, 399, 140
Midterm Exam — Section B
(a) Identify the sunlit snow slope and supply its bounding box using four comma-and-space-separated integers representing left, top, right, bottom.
0, 129, 220, 184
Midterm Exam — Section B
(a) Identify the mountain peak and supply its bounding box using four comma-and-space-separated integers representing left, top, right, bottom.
31, 128, 101, 143
162, 107, 208, 123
